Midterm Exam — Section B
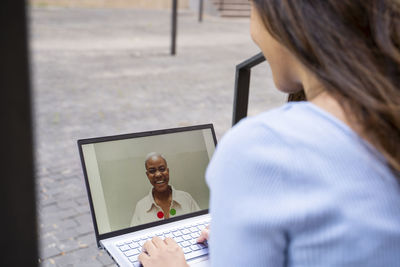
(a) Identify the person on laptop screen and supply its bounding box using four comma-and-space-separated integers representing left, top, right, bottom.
130, 152, 200, 226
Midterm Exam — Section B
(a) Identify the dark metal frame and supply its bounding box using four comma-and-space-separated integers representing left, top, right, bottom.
77, 124, 217, 248
171, 0, 178, 55
1, 0, 38, 266
198, 0, 204, 22
232, 52, 266, 126
171, 0, 204, 55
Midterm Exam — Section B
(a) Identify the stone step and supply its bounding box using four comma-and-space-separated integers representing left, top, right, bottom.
218, 4, 250, 11
220, 9, 251, 17
211, 0, 251, 17
212, 0, 249, 4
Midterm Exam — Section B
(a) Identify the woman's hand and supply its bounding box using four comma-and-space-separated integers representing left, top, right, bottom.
197, 225, 210, 243
139, 237, 188, 267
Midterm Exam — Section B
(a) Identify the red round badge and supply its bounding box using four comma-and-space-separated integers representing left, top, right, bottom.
157, 211, 164, 219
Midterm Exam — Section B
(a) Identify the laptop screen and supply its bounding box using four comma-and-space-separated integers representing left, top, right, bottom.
78, 125, 216, 236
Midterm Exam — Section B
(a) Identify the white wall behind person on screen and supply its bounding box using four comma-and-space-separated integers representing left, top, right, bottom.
93, 129, 212, 232
82, 144, 112, 234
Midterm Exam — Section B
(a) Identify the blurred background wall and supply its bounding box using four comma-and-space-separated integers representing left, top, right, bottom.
29, 0, 189, 9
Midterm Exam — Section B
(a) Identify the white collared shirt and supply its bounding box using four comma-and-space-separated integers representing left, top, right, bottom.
130, 186, 200, 226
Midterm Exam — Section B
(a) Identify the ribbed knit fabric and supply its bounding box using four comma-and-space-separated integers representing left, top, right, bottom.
206, 102, 400, 266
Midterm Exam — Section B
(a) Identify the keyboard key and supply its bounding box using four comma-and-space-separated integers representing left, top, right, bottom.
125, 250, 136, 257
163, 230, 170, 234
133, 261, 142, 267
128, 255, 139, 263
190, 239, 197, 245
190, 245, 201, 251
183, 235, 192, 241
189, 227, 198, 233
173, 236, 183, 243
183, 247, 192, 254
136, 249, 142, 255
116, 242, 125, 247
139, 240, 146, 246
129, 243, 139, 249
125, 240, 133, 245
119, 245, 130, 252
181, 241, 191, 247
173, 231, 182, 237
181, 229, 190, 235
191, 233, 200, 239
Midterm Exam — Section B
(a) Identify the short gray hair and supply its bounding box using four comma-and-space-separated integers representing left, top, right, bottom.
144, 152, 167, 169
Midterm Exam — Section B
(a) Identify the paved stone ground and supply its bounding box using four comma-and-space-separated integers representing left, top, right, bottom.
30, 6, 286, 266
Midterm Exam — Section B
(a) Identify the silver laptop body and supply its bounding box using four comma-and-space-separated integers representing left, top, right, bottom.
78, 124, 216, 266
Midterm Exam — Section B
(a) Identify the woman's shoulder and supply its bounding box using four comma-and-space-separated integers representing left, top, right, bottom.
207, 103, 306, 188
207, 101, 394, 187
219, 101, 348, 153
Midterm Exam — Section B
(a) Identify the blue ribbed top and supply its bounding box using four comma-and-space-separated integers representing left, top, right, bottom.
206, 102, 400, 266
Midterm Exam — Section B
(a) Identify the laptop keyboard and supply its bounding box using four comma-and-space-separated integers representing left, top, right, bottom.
115, 219, 210, 267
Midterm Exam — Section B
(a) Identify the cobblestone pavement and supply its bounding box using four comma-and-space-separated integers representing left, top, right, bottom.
31, 6, 286, 266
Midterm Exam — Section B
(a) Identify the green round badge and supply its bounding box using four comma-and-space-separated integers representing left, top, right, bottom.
170, 208, 176, 216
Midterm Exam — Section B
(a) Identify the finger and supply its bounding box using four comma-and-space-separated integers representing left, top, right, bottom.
151, 236, 166, 248
164, 237, 179, 247
138, 251, 150, 265
142, 239, 157, 255
197, 228, 209, 243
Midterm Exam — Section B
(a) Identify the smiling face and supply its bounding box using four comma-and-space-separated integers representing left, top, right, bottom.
145, 155, 170, 193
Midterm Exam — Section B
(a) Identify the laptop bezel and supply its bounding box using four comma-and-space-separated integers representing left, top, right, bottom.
77, 124, 217, 247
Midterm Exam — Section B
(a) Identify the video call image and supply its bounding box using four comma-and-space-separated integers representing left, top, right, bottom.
81, 129, 214, 234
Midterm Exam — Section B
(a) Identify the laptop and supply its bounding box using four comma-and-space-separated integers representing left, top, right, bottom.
78, 124, 217, 267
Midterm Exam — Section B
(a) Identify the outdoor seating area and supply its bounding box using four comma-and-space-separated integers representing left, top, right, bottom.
6, 1, 398, 266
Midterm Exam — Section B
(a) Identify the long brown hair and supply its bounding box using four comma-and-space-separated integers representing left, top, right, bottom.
254, 0, 400, 178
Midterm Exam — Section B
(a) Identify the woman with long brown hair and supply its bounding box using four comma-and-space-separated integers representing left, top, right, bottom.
139, 1, 400, 266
